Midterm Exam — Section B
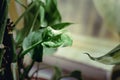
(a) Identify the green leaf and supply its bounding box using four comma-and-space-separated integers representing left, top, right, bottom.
44, 0, 61, 26
85, 44, 120, 65
42, 34, 63, 48
51, 22, 73, 30
22, 30, 43, 50
43, 47, 57, 55
61, 34, 73, 47
15, 1, 45, 44
42, 34, 72, 48
42, 27, 72, 48
22, 30, 43, 62
42, 27, 63, 41
0, 0, 8, 43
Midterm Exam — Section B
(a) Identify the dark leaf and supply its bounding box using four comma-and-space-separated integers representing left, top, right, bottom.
32, 45, 43, 62
42, 34, 63, 48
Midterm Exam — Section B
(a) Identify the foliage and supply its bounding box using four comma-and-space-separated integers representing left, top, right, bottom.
0, 0, 73, 80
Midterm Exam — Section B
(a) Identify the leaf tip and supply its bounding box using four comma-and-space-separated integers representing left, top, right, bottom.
84, 53, 96, 60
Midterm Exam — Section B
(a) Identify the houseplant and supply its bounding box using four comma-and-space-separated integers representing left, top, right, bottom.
0, 0, 73, 80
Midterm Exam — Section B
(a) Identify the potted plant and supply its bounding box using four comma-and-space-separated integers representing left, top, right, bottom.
0, 0, 74, 80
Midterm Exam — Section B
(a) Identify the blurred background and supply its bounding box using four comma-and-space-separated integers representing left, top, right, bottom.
58, 0, 119, 40
54, 0, 119, 69
54, 1, 120, 79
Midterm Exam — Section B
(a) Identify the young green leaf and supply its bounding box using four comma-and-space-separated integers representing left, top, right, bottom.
42, 27, 63, 41
44, 0, 61, 26
61, 34, 73, 47
85, 44, 120, 65
21, 30, 43, 62
42, 27, 72, 48
51, 22, 73, 30
15, 1, 45, 44
42, 35, 64, 48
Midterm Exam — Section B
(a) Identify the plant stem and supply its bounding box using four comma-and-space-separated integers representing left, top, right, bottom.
13, 1, 36, 26
10, 34, 17, 62
15, 0, 27, 9
0, 0, 8, 43
7, 33, 18, 80
30, 7, 40, 32
14, 0, 45, 27
0, 50, 5, 67
19, 40, 42, 58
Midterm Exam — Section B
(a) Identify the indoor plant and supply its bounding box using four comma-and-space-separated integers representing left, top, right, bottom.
0, 0, 73, 80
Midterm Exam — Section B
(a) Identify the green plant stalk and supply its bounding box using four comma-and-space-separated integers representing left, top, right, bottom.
0, 50, 5, 68
13, 1, 36, 26
14, 0, 45, 26
30, 7, 40, 32
7, 33, 17, 62
15, 0, 27, 9
0, 0, 9, 68
19, 40, 42, 58
8, 34, 19, 80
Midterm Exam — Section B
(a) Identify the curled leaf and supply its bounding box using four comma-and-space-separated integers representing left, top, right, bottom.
22, 30, 43, 62
85, 44, 120, 65
42, 27, 72, 48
